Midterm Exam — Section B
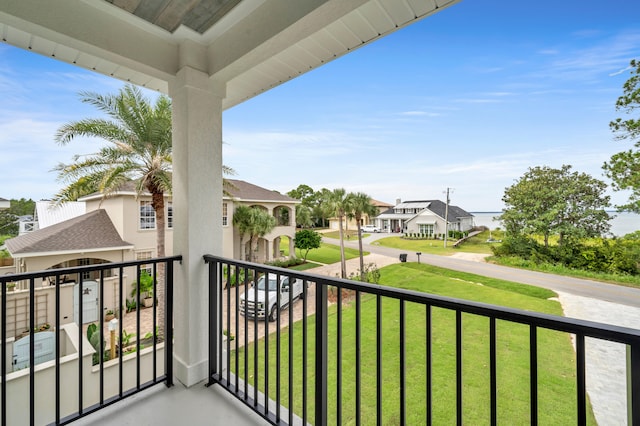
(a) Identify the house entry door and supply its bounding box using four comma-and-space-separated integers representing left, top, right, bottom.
73, 280, 99, 324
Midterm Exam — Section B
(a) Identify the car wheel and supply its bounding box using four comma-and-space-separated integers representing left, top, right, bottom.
268, 305, 278, 322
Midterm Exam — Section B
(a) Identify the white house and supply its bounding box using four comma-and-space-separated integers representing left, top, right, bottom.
376, 199, 474, 236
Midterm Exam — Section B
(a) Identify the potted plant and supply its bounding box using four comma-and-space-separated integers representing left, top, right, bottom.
105, 309, 115, 321
6, 282, 16, 292
131, 270, 154, 308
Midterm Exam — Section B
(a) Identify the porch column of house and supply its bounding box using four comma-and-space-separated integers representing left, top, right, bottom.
169, 64, 225, 387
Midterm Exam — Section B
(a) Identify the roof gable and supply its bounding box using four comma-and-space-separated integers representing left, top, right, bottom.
5, 209, 132, 256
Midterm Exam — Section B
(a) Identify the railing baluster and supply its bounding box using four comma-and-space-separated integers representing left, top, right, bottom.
400, 299, 406, 426
356, 290, 361, 426
288, 273, 294, 426
118, 266, 124, 395
253, 267, 259, 407
1, 275, 6, 426
234, 264, 239, 391
264, 269, 270, 417
207, 259, 217, 385
99, 270, 105, 404
315, 281, 328, 426
78, 275, 84, 416
530, 325, 538, 425
456, 310, 462, 426
377, 295, 382, 426
275, 270, 281, 421
29, 277, 35, 426
629, 339, 640, 425
490, 317, 497, 426
135, 265, 141, 390
55, 273, 61, 424
426, 304, 432, 426
165, 259, 174, 387
222, 262, 230, 383
337, 286, 342, 425
243, 267, 248, 400
302, 279, 308, 425
576, 334, 586, 424
152, 262, 157, 382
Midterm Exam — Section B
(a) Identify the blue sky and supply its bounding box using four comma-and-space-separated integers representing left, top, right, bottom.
1, 0, 639, 211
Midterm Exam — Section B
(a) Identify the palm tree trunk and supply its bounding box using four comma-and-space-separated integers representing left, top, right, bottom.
151, 191, 166, 336
338, 212, 347, 279
356, 214, 365, 280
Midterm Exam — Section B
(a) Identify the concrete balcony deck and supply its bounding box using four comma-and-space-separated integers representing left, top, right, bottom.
73, 381, 268, 426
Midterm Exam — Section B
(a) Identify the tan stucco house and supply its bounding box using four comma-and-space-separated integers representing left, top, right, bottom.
328, 198, 393, 232
6, 179, 298, 275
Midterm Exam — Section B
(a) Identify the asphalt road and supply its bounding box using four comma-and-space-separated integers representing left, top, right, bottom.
329, 233, 640, 308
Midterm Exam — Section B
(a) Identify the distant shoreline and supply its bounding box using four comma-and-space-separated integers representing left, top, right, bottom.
471, 211, 639, 237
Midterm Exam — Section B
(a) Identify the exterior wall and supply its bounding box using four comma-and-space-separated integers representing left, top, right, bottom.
405, 211, 445, 235
1, 275, 132, 338
86, 195, 174, 257
4, 323, 163, 425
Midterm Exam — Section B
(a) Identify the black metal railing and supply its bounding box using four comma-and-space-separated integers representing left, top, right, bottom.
204, 255, 640, 425
0, 256, 181, 426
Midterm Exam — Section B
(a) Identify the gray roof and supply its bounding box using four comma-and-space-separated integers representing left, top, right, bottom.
0, 197, 8, 201
225, 179, 298, 203
5, 209, 133, 256
378, 200, 473, 222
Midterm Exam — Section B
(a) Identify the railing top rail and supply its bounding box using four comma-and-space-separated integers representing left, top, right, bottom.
0, 255, 182, 282
203, 254, 640, 344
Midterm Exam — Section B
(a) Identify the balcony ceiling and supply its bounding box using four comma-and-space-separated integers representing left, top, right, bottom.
0, 0, 459, 109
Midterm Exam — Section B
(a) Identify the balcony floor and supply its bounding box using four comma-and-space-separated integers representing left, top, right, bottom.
73, 381, 269, 426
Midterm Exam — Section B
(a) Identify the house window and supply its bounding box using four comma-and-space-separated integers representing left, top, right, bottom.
78, 258, 91, 280
139, 201, 155, 230
222, 202, 228, 226
136, 251, 153, 275
167, 202, 173, 229
419, 224, 434, 237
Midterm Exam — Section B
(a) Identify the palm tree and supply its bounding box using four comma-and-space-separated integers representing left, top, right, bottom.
232, 206, 276, 262
348, 192, 378, 280
232, 205, 253, 260
326, 188, 351, 278
54, 84, 173, 330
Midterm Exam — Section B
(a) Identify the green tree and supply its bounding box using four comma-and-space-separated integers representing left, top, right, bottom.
293, 229, 321, 262
0, 198, 36, 236
603, 58, 640, 213
295, 204, 313, 228
326, 188, 351, 278
347, 192, 378, 280
54, 84, 172, 327
500, 165, 611, 247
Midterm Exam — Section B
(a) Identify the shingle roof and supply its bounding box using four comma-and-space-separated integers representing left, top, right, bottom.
420, 200, 473, 221
378, 200, 473, 221
5, 209, 132, 256
225, 179, 298, 203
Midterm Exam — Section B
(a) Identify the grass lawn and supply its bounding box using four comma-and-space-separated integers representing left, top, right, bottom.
279, 236, 366, 265
374, 230, 503, 255
233, 263, 596, 424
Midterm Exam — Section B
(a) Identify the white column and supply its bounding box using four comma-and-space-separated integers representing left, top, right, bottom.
170, 66, 225, 387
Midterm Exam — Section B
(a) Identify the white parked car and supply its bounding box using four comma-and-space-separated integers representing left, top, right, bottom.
239, 274, 304, 321
361, 224, 381, 233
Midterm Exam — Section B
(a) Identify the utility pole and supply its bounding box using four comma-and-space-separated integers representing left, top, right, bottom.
443, 187, 451, 248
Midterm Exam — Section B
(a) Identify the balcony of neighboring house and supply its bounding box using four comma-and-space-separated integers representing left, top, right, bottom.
1, 256, 640, 425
